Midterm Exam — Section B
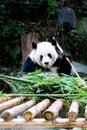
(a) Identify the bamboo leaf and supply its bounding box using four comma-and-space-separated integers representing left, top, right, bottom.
0, 70, 87, 103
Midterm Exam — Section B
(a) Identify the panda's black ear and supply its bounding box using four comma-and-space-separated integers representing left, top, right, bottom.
32, 42, 37, 49
52, 38, 57, 46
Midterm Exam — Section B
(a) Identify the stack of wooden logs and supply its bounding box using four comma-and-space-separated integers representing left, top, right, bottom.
0, 96, 87, 121
0, 97, 87, 128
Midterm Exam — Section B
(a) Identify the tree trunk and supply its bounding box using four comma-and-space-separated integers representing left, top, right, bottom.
84, 105, 87, 119
21, 32, 39, 63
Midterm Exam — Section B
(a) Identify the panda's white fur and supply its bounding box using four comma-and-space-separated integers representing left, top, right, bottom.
22, 39, 72, 75
29, 42, 58, 68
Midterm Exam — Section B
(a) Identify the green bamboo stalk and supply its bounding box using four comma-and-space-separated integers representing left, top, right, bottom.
0, 74, 34, 83
5, 93, 81, 97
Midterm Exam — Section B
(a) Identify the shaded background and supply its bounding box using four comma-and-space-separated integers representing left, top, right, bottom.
0, 0, 87, 74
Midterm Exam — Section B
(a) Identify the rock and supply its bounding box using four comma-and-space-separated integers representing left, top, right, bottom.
72, 61, 87, 74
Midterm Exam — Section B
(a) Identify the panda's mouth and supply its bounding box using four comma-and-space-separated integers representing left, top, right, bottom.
44, 62, 49, 66
39, 61, 51, 68
43, 63, 51, 68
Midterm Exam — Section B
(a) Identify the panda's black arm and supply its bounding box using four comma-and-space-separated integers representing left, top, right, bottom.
54, 52, 71, 75
61, 51, 72, 75
22, 57, 36, 72
57, 57, 72, 75
62, 51, 72, 61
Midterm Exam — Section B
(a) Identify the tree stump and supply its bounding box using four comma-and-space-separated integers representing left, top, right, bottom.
21, 32, 39, 63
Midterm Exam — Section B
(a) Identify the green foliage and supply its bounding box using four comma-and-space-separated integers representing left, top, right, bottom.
0, 70, 87, 103
0, 4, 6, 15
0, 19, 26, 67
48, 0, 58, 15
0, 0, 87, 68
77, 17, 87, 35
0, 0, 58, 67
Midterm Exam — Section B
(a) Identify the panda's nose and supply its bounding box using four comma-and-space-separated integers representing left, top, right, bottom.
44, 62, 49, 65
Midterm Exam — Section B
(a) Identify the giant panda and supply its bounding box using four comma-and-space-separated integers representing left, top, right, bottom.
22, 39, 72, 75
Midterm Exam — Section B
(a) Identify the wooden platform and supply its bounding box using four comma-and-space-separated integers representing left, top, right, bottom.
0, 97, 87, 128
0, 118, 87, 128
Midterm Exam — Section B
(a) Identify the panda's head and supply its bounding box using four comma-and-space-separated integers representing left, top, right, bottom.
30, 39, 58, 68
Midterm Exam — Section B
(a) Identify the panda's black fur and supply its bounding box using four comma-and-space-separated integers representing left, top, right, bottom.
22, 39, 72, 75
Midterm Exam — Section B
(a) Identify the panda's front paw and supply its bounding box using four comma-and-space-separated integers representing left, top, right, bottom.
62, 51, 72, 61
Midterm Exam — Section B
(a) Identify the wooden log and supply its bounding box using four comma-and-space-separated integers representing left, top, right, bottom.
0, 97, 13, 104
0, 118, 86, 128
68, 101, 79, 121
23, 99, 50, 120
1, 99, 36, 121
43, 99, 63, 120
0, 97, 27, 112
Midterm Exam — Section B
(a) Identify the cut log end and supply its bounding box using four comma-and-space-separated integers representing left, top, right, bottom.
68, 112, 77, 121
44, 111, 53, 121
1, 111, 11, 121
23, 111, 32, 121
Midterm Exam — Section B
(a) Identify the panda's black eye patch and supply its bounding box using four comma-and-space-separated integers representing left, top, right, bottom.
40, 55, 43, 61
48, 53, 52, 58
